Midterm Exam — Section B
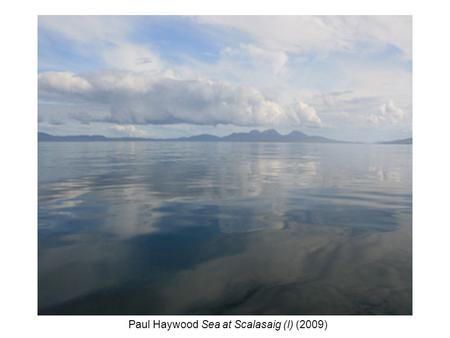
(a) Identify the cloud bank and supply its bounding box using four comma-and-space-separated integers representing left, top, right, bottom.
39, 71, 318, 127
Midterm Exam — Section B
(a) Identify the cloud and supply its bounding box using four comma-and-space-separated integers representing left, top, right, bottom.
40, 16, 167, 73
39, 72, 92, 95
368, 100, 407, 125
39, 16, 132, 44
111, 124, 151, 137
380, 100, 406, 120
196, 16, 412, 60
39, 70, 319, 128
100, 42, 165, 72
292, 101, 322, 126
220, 44, 288, 75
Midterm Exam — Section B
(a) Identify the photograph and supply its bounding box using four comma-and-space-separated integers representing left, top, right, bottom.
37, 15, 412, 315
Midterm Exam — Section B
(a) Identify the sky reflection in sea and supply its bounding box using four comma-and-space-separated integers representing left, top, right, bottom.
38, 142, 411, 314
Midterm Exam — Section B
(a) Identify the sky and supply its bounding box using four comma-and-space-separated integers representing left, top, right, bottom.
38, 16, 412, 142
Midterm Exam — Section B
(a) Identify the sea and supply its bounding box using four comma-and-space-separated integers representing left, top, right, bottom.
38, 141, 412, 314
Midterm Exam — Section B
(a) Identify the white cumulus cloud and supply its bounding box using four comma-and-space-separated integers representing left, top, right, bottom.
39, 72, 92, 95
38, 70, 320, 128
368, 100, 407, 125
292, 101, 322, 126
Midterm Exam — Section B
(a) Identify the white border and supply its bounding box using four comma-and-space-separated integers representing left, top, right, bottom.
1, 0, 450, 337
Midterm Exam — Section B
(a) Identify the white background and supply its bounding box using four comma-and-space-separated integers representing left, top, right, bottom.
0, 0, 449, 337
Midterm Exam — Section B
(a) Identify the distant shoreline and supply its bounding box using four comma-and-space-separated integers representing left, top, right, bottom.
38, 131, 412, 145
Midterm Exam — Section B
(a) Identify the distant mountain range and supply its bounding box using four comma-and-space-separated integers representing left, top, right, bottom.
38, 130, 412, 144
377, 138, 412, 144
38, 129, 349, 143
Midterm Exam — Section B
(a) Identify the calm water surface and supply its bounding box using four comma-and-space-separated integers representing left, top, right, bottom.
38, 142, 412, 314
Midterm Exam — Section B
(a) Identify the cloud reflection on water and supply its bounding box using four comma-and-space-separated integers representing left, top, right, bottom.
38, 142, 411, 314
